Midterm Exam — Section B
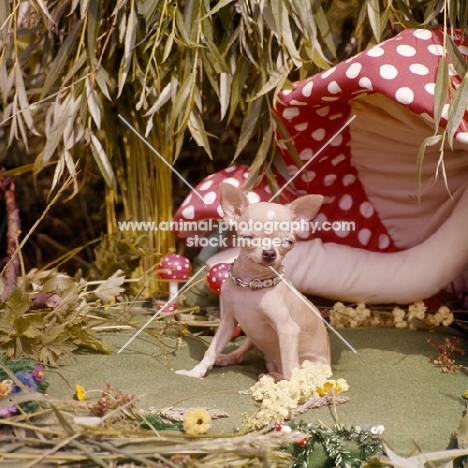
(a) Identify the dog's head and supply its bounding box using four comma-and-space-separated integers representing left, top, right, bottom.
219, 183, 323, 270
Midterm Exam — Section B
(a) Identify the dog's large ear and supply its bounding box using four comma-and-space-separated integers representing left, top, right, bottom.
289, 194, 323, 222
219, 183, 249, 220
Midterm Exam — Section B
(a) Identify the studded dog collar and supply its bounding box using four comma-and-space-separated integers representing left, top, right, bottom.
228, 263, 284, 290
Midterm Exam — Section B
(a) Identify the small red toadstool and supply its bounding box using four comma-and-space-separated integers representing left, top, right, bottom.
158, 254, 192, 297
206, 262, 230, 295
157, 302, 179, 321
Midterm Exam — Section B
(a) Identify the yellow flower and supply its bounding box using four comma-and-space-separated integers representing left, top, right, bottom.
75, 384, 86, 401
463, 390, 468, 400
182, 408, 212, 435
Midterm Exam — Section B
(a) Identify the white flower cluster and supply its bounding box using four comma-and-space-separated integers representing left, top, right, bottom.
330, 300, 454, 329
330, 302, 377, 328
393, 302, 454, 328
244, 361, 349, 430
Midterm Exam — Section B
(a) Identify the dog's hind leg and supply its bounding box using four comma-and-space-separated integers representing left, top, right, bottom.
215, 337, 255, 367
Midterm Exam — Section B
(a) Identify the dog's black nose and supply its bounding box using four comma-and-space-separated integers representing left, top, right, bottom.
262, 249, 276, 263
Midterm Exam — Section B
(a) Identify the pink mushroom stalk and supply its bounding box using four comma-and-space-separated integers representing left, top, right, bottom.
206, 262, 230, 295
158, 254, 192, 298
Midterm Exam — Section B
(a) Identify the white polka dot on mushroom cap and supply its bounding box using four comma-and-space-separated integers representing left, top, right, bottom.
342, 174, 356, 186
334, 221, 351, 238
428, 44, 444, 56
380, 64, 398, 79
331, 154, 346, 166
396, 44, 416, 56
302, 81, 313, 97
338, 193, 353, 210
316, 106, 330, 117
203, 191, 217, 204
328, 81, 342, 94
181, 205, 195, 219
314, 212, 328, 226
378, 234, 391, 249
424, 83, 435, 94
199, 180, 214, 191
323, 174, 337, 186
409, 63, 429, 75
300, 171, 316, 182
346, 62, 362, 78
295, 122, 308, 131
312, 128, 326, 141
283, 107, 300, 119
330, 134, 343, 146
358, 228, 372, 246
359, 201, 374, 218
223, 177, 240, 187
247, 191, 261, 203
181, 193, 192, 206
300, 148, 313, 160
224, 166, 236, 172
413, 29, 432, 40
395, 87, 414, 104
322, 67, 336, 79
359, 77, 373, 90
367, 46, 384, 57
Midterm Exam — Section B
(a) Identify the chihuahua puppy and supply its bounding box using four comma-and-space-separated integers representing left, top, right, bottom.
176, 183, 331, 380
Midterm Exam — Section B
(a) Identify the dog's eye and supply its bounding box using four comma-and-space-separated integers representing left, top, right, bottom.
242, 235, 253, 240
283, 239, 294, 247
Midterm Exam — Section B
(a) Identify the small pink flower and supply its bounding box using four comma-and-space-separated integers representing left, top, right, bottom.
32, 365, 44, 382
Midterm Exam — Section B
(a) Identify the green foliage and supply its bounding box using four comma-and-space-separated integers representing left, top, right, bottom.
0, 270, 126, 366
287, 421, 383, 468
89, 232, 149, 281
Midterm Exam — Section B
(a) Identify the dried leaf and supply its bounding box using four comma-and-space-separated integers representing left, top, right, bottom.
415, 134, 443, 203
366, 0, 381, 42
88, 269, 125, 303
41, 19, 83, 98
117, 2, 137, 97
233, 96, 263, 160
86, 77, 102, 129
434, 55, 449, 134
446, 72, 468, 147
90, 133, 117, 191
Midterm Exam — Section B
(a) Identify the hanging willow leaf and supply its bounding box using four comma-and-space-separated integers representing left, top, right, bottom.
34, 94, 82, 175
86, 0, 102, 63
446, 73, 468, 148
416, 134, 443, 203
446, 35, 468, 78
366, 0, 381, 42
41, 19, 83, 98
90, 133, 117, 192
86, 77, 102, 129
188, 109, 214, 159
117, 2, 137, 97
433, 55, 449, 134
234, 96, 263, 160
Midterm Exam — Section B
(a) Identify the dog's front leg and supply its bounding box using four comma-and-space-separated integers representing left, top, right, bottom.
176, 313, 236, 378
276, 319, 301, 380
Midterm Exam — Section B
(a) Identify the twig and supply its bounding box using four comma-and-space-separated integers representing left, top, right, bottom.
0, 173, 76, 280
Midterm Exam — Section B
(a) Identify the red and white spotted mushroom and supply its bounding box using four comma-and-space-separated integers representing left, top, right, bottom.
158, 254, 192, 297
206, 262, 230, 295
157, 301, 179, 321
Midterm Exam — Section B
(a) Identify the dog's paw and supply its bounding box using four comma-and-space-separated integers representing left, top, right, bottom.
215, 352, 244, 367
175, 368, 206, 379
